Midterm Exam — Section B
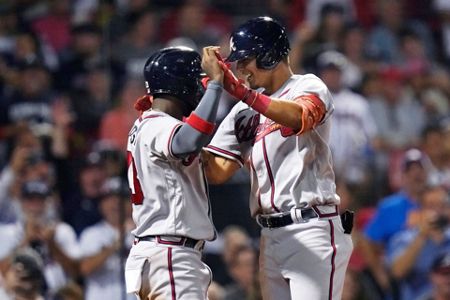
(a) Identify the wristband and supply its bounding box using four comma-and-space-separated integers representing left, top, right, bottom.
243, 91, 271, 114
185, 112, 215, 135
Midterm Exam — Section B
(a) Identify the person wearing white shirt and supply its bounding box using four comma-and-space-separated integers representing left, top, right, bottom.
0, 180, 80, 297
79, 177, 134, 300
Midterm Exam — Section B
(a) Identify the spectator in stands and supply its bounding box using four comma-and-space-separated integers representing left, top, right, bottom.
223, 244, 260, 300
79, 177, 133, 300
112, 9, 161, 78
366, 0, 435, 64
69, 65, 112, 152
368, 67, 426, 190
387, 185, 450, 300
0, 248, 46, 300
1, 59, 56, 140
0, 180, 80, 297
317, 50, 379, 187
361, 148, 430, 298
420, 124, 450, 191
61, 151, 106, 235
418, 252, 450, 300
31, 0, 72, 55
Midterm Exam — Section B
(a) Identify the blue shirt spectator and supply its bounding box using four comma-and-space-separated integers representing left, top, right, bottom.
365, 191, 419, 244
386, 227, 450, 300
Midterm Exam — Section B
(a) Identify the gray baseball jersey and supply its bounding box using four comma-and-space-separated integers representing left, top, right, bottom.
206, 74, 339, 216
126, 110, 215, 241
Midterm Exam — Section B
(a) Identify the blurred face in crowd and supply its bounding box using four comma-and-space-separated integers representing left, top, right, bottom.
402, 162, 428, 192
222, 227, 251, 265
342, 26, 365, 58
73, 32, 101, 56
80, 165, 105, 198
229, 246, 257, 290
132, 11, 158, 43
378, 0, 404, 30
179, 2, 205, 37
422, 128, 446, 163
421, 186, 450, 219
21, 195, 47, 219
15, 33, 38, 60
4, 260, 43, 299
320, 67, 342, 93
430, 267, 450, 299
21, 67, 50, 96
100, 194, 130, 226
86, 69, 111, 100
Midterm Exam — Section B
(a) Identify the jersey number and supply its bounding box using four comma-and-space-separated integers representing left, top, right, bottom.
127, 151, 144, 205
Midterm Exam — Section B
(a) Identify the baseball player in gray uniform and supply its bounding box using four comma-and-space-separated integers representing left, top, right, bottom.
202, 17, 354, 300
125, 46, 225, 299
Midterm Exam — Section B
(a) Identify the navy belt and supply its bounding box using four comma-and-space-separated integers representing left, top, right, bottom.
135, 235, 204, 250
257, 208, 318, 229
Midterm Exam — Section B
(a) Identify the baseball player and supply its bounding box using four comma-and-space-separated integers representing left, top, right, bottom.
203, 17, 353, 300
125, 46, 225, 299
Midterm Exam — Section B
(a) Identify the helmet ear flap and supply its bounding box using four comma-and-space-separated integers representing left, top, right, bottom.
256, 50, 280, 69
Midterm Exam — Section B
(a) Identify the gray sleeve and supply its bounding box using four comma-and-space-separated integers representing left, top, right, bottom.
171, 81, 224, 158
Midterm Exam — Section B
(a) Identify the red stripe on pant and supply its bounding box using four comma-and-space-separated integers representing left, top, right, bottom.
328, 220, 337, 300
168, 248, 176, 299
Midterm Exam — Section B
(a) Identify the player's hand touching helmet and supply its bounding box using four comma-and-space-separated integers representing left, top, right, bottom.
215, 52, 271, 114
201, 46, 224, 85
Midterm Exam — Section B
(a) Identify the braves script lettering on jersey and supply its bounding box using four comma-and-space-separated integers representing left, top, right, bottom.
125, 110, 214, 299
207, 74, 353, 300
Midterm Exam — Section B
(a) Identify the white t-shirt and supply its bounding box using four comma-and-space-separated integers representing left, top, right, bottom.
0, 221, 80, 293
79, 221, 134, 300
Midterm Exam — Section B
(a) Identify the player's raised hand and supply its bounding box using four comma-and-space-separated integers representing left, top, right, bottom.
201, 46, 224, 84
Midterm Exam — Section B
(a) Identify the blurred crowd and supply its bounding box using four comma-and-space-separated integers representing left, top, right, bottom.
0, 0, 449, 299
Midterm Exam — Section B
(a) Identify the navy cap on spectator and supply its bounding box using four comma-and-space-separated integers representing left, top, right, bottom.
401, 148, 429, 171
431, 252, 450, 274
316, 50, 348, 72
22, 180, 50, 199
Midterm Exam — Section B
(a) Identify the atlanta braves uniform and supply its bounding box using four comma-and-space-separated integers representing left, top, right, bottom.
206, 74, 353, 300
125, 110, 215, 299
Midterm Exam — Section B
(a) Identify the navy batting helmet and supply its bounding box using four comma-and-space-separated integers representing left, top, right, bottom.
144, 47, 205, 112
226, 16, 290, 70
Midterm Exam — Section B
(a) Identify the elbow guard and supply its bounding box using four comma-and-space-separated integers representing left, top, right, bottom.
294, 94, 326, 134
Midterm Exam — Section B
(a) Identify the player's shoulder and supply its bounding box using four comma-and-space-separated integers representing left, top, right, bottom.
290, 73, 328, 92
138, 110, 182, 132
293, 73, 324, 83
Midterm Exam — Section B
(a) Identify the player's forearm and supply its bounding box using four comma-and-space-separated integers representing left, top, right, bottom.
171, 81, 223, 157
202, 151, 240, 184
391, 234, 427, 279
264, 98, 302, 131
